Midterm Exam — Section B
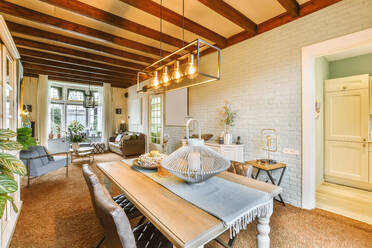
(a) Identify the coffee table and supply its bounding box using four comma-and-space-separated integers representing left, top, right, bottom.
70, 147, 94, 163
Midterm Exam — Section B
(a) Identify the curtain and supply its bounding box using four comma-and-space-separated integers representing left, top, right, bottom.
37, 75, 49, 147
103, 83, 112, 149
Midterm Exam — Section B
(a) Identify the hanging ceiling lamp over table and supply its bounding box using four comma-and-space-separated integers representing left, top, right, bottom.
137, 0, 221, 93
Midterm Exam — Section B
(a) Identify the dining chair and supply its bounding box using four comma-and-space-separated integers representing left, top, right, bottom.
83, 165, 172, 248
82, 165, 142, 221
228, 160, 253, 178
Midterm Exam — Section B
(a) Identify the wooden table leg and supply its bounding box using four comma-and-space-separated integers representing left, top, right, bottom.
103, 175, 112, 193
256, 200, 273, 248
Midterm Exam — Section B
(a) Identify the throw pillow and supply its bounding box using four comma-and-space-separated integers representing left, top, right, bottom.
122, 135, 131, 141
115, 134, 123, 143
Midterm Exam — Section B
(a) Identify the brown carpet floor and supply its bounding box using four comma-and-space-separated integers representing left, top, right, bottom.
9, 153, 372, 248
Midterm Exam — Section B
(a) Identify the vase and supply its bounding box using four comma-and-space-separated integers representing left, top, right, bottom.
224, 126, 233, 145
72, 142, 80, 151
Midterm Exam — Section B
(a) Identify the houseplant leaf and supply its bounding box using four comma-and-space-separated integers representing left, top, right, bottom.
0, 194, 6, 218
0, 194, 18, 218
0, 175, 18, 194
17, 128, 36, 150
0, 153, 27, 176
2, 168, 14, 179
0, 140, 24, 151
0, 129, 17, 139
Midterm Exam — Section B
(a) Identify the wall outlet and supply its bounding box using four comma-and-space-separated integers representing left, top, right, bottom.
283, 148, 300, 155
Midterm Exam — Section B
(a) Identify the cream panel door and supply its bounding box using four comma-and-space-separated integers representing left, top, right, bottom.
325, 89, 368, 142
325, 141, 368, 183
325, 74, 369, 92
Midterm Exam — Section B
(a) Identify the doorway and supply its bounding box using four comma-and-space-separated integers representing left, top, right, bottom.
302, 27, 372, 224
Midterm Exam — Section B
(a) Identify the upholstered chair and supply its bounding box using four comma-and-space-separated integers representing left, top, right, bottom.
228, 160, 253, 177
82, 165, 172, 248
20, 146, 70, 187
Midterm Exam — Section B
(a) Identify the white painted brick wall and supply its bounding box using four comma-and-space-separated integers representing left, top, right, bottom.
166, 0, 372, 207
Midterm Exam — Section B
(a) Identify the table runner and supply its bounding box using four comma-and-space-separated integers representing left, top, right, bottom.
122, 159, 272, 237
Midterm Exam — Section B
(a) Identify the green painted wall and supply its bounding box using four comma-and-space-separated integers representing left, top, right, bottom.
329, 52, 372, 79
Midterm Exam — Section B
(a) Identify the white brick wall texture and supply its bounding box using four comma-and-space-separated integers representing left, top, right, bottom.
165, 0, 372, 207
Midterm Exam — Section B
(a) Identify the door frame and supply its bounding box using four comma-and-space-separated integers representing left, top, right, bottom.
301, 27, 372, 209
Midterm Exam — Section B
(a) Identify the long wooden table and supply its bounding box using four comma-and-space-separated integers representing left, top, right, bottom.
97, 161, 282, 248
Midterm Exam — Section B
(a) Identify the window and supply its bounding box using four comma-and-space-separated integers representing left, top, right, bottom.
150, 95, 163, 144
49, 84, 103, 139
66, 105, 86, 128
67, 89, 85, 101
50, 103, 63, 134
50, 86, 62, 100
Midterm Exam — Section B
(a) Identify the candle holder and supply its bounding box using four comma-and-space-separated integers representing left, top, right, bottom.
161, 119, 230, 183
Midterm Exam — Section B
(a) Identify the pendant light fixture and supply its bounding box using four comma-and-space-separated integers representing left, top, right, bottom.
185, 54, 197, 78
136, 0, 221, 92
171, 60, 183, 82
151, 70, 160, 89
83, 83, 96, 108
162, 66, 170, 86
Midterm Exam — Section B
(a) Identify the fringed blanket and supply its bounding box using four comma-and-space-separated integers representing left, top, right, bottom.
123, 160, 272, 237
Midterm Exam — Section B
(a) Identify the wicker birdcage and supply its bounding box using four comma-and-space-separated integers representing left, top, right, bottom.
161, 119, 230, 183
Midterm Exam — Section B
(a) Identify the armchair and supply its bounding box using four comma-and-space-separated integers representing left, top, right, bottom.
20, 146, 70, 187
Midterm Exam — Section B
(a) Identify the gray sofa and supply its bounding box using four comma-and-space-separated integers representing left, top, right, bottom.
20, 146, 70, 187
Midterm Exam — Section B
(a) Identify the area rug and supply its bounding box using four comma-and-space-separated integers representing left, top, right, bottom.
9, 153, 372, 248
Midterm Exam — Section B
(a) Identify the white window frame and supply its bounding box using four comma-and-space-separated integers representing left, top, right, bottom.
48, 82, 103, 138
149, 94, 163, 145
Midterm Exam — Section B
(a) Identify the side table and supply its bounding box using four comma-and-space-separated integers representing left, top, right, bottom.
246, 160, 287, 206
70, 147, 94, 163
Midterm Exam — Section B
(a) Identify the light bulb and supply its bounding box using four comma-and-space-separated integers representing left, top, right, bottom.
151, 71, 160, 89
162, 66, 170, 86
171, 60, 183, 83
185, 54, 197, 77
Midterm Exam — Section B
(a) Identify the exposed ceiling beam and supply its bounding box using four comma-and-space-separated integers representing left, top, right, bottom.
40, 0, 187, 48
13, 37, 144, 70
23, 72, 129, 88
197, 0, 257, 35
227, 0, 342, 46
19, 48, 137, 75
119, 0, 227, 48
277, 0, 300, 17
22, 62, 135, 82
23, 68, 134, 86
0, 1, 168, 57
7, 21, 155, 64
21, 55, 132, 78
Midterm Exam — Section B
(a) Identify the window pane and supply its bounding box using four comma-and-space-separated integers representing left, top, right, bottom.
50, 86, 62, 100
68, 89, 85, 101
50, 104, 63, 134
150, 96, 162, 144
66, 105, 86, 130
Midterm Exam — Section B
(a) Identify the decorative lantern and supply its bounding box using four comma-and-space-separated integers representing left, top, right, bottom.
83, 85, 96, 108
161, 119, 230, 183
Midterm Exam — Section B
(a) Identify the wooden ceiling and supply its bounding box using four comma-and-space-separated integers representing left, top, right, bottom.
0, 0, 341, 88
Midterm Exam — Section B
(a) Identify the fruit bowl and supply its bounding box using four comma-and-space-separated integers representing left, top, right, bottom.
136, 152, 167, 169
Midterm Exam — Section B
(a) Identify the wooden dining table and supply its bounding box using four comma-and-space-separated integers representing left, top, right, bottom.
97, 161, 282, 248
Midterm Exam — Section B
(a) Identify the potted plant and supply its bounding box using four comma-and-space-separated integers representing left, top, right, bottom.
220, 101, 237, 145
56, 127, 61, 139
0, 129, 27, 218
68, 120, 84, 134
17, 128, 37, 150
69, 134, 86, 151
